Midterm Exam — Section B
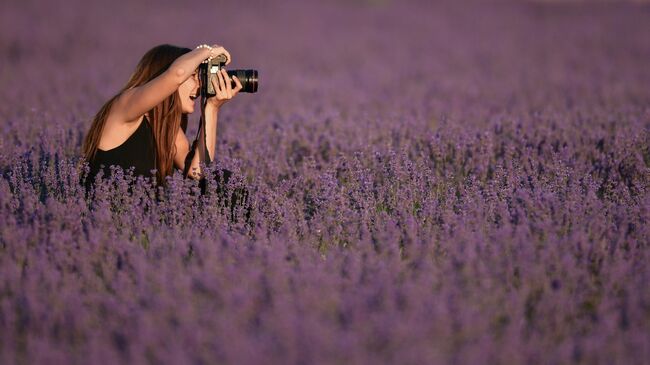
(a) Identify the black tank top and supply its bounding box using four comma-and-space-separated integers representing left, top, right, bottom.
85, 116, 156, 188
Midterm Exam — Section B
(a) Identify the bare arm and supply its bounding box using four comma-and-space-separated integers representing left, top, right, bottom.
112, 45, 231, 123
176, 69, 242, 180
172, 105, 217, 178
174, 128, 191, 170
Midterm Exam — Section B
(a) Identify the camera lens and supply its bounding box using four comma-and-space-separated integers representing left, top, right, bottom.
227, 70, 258, 93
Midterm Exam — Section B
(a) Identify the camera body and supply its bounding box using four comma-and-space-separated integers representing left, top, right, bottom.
199, 54, 258, 97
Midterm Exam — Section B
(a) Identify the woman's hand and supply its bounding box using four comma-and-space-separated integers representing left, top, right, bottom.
206, 68, 243, 109
207, 45, 232, 65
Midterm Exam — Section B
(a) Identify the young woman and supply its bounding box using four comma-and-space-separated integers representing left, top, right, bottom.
82, 43, 242, 189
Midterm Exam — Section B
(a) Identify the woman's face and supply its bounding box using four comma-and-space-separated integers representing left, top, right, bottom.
178, 70, 200, 114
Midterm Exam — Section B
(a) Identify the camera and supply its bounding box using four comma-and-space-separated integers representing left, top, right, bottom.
199, 54, 258, 96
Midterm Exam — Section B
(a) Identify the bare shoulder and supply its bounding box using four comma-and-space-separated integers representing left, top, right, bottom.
97, 111, 146, 151
109, 89, 138, 123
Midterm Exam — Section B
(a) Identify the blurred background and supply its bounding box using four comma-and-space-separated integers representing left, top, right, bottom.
1, 1, 649, 364
1, 0, 648, 160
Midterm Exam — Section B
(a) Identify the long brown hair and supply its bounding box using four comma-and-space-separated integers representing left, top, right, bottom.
82, 44, 191, 184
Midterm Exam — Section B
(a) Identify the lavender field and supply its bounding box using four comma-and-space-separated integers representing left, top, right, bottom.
1, 0, 649, 363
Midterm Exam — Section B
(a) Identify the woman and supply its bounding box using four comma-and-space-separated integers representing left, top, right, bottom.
82, 43, 242, 189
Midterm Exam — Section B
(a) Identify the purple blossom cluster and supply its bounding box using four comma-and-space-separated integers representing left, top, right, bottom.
1, 0, 649, 364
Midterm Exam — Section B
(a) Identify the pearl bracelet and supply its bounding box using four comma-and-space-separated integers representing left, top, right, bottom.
196, 44, 214, 63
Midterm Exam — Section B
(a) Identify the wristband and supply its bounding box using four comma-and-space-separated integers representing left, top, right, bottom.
196, 44, 214, 63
